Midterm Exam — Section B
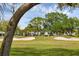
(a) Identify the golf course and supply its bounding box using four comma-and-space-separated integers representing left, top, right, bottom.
1, 36, 79, 56
1, 3, 79, 56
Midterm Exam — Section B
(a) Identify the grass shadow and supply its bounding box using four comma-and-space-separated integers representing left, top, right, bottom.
10, 48, 79, 56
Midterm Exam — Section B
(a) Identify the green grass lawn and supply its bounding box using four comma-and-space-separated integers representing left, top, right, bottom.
1, 36, 79, 56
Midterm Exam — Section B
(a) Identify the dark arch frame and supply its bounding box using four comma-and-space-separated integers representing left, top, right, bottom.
0, 3, 39, 56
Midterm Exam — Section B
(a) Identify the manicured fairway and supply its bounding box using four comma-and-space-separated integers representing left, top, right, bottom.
1, 36, 79, 56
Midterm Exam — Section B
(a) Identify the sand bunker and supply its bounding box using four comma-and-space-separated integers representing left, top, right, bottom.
54, 37, 79, 41
0, 37, 35, 41
13, 37, 35, 40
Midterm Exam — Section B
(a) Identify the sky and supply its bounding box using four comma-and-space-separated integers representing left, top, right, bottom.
3, 3, 79, 29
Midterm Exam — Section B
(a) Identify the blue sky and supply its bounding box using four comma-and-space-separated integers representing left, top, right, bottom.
3, 3, 79, 29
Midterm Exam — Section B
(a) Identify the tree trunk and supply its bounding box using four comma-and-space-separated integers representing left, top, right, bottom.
0, 3, 38, 56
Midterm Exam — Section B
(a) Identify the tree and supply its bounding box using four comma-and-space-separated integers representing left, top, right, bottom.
26, 12, 79, 36
0, 20, 9, 32
25, 17, 46, 32
46, 12, 68, 34
15, 26, 21, 36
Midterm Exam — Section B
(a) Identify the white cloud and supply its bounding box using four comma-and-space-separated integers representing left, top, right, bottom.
31, 5, 39, 11
63, 10, 70, 15
56, 9, 70, 15
30, 4, 56, 14
39, 5, 56, 14
30, 4, 70, 17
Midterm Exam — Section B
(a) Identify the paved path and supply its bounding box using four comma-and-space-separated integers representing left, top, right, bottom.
0, 37, 35, 41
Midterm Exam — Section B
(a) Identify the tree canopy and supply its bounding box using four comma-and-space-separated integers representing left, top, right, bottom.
25, 12, 79, 36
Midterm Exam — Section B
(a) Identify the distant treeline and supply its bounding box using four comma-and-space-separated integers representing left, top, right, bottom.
1, 12, 79, 36
24, 12, 79, 36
